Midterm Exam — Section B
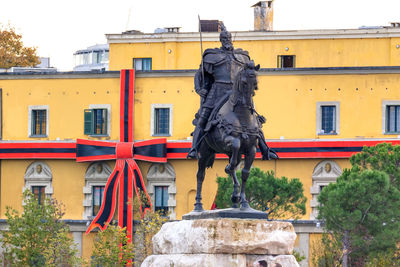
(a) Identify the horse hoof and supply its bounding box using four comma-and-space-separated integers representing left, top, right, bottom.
231, 195, 241, 204
240, 202, 250, 209
225, 164, 235, 174
194, 203, 204, 212
225, 165, 231, 174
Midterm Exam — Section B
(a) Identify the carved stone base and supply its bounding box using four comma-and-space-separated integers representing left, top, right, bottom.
142, 254, 299, 267
182, 207, 268, 220
142, 218, 300, 267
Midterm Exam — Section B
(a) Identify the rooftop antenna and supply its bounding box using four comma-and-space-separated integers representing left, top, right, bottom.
125, 7, 132, 31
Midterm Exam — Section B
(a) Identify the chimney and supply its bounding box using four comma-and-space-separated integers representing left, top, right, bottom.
252, 1, 274, 31
199, 20, 222, 32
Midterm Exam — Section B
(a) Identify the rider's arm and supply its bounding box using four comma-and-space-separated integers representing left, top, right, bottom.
194, 63, 212, 97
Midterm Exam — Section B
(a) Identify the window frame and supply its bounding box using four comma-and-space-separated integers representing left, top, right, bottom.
310, 160, 342, 219
151, 104, 173, 136
146, 163, 177, 219
133, 58, 152, 71
28, 105, 49, 138
84, 104, 111, 137
382, 101, 400, 134
277, 55, 296, 68
316, 102, 340, 135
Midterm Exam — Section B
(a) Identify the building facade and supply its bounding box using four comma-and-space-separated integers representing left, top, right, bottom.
1, 16, 400, 266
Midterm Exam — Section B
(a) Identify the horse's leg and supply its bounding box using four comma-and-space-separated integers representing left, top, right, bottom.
194, 141, 214, 212
240, 145, 256, 209
224, 137, 241, 208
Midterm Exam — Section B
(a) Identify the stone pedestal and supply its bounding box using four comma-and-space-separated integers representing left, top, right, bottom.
142, 218, 300, 267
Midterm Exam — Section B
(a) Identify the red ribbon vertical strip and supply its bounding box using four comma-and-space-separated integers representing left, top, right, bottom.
120, 69, 135, 143
119, 69, 136, 243
128, 69, 134, 142
120, 70, 126, 142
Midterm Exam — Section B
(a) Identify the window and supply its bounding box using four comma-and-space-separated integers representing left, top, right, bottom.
155, 108, 169, 135
310, 161, 342, 219
24, 161, 53, 201
146, 163, 176, 219
151, 104, 172, 136
321, 106, 336, 134
155, 186, 169, 215
32, 186, 45, 205
28, 106, 49, 137
316, 102, 340, 135
32, 110, 46, 136
92, 186, 105, 216
84, 104, 111, 136
277, 55, 295, 68
133, 58, 152, 71
382, 101, 400, 134
386, 105, 400, 133
83, 162, 111, 220
84, 109, 107, 135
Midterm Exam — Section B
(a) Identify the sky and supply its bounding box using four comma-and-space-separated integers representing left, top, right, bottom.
1, 0, 400, 71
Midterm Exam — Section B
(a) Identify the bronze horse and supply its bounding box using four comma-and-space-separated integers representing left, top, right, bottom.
194, 62, 263, 211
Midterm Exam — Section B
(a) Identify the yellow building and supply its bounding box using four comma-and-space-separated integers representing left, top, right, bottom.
2, 3, 400, 265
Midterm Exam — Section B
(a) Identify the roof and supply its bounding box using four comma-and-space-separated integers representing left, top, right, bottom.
106, 27, 400, 44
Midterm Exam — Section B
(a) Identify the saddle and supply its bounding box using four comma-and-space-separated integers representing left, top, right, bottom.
204, 93, 230, 132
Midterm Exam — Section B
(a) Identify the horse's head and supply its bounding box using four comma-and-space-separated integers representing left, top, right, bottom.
233, 61, 260, 108
241, 61, 260, 93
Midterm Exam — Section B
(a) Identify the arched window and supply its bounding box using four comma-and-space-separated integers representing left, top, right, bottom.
310, 160, 342, 219
24, 161, 53, 204
146, 163, 176, 219
83, 162, 112, 220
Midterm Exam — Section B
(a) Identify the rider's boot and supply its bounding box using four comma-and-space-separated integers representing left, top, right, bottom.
187, 126, 204, 159
187, 108, 211, 159
258, 130, 279, 160
258, 137, 271, 160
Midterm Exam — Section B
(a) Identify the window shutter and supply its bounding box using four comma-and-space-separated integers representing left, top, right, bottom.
31, 110, 35, 136
84, 109, 94, 135
103, 109, 108, 134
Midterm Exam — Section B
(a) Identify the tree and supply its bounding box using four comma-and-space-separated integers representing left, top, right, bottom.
90, 224, 135, 267
0, 190, 82, 266
0, 24, 40, 68
215, 167, 307, 219
318, 165, 400, 266
134, 210, 169, 265
350, 142, 400, 189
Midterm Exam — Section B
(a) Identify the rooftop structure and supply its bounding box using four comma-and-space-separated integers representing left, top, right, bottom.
73, 44, 109, 72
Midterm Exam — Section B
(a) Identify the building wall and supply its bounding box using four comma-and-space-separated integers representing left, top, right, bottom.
109, 34, 400, 70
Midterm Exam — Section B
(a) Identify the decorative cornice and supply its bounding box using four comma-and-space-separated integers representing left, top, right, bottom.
106, 28, 400, 44
3, 66, 400, 80
0, 71, 120, 80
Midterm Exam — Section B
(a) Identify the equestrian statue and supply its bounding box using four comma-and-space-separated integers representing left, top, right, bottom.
187, 23, 278, 212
